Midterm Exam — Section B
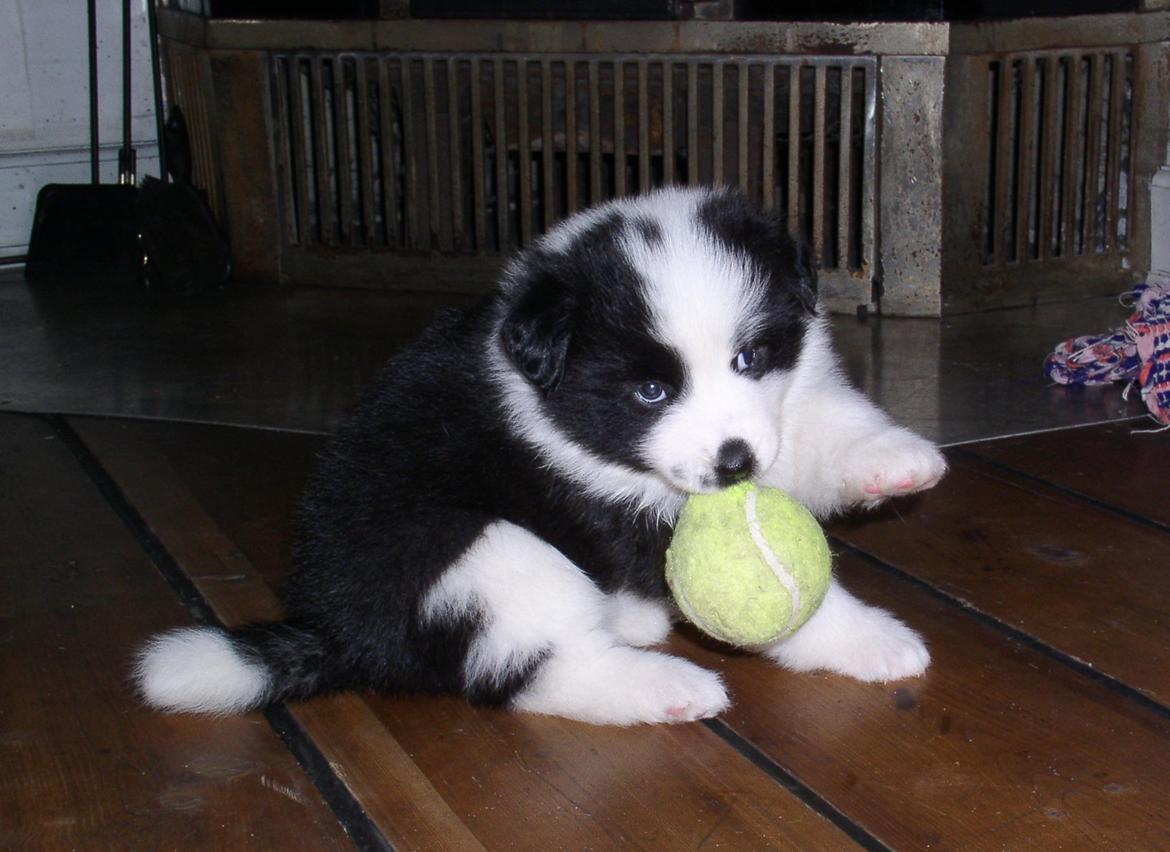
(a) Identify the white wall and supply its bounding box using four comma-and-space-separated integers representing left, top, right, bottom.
1, 0, 161, 256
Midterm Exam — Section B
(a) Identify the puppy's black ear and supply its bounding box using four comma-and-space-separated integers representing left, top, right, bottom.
499, 269, 574, 393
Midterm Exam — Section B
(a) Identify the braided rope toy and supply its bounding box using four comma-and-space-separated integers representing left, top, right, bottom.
1045, 283, 1170, 427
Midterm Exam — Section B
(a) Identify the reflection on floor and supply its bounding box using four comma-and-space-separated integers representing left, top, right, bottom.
0, 268, 1146, 443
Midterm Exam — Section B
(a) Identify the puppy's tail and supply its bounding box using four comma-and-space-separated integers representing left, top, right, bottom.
134, 621, 332, 714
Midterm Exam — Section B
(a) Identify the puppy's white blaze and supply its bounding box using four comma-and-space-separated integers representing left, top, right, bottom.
621, 204, 784, 491
744, 488, 802, 635
526, 187, 694, 259
631, 224, 765, 361
135, 627, 270, 714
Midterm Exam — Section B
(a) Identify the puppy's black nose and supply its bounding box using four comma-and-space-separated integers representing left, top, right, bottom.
715, 439, 756, 485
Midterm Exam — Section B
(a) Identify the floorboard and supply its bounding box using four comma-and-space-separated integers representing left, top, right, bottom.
69, 417, 490, 850
677, 552, 1170, 849
959, 421, 1170, 531
828, 453, 1170, 706
0, 414, 349, 850
13, 412, 1169, 850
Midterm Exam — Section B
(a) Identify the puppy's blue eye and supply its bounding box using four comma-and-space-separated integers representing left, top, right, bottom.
635, 381, 668, 405
733, 349, 755, 373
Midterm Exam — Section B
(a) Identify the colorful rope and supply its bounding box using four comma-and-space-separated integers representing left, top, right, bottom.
1044, 282, 1170, 426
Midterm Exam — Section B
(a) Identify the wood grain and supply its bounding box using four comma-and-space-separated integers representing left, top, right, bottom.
67, 414, 1170, 850
676, 551, 1170, 851
70, 416, 486, 851
960, 421, 1170, 529
829, 452, 1170, 705
73, 416, 856, 851
366, 693, 854, 851
0, 414, 348, 851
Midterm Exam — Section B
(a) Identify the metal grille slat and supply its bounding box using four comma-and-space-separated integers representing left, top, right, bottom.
589, 60, 602, 204
993, 58, 1015, 264
309, 58, 334, 246
712, 62, 724, 186
614, 62, 626, 197
738, 63, 749, 190
541, 59, 555, 231
662, 62, 674, 186
566, 61, 579, 213
334, 58, 355, 246
272, 57, 300, 245
376, 59, 400, 249
638, 60, 650, 192
1037, 56, 1059, 261
1014, 57, 1037, 262
836, 64, 852, 270
786, 65, 800, 236
1120, 52, 1136, 252
1104, 51, 1125, 251
1060, 55, 1085, 258
448, 58, 465, 251
399, 58, 419, 249
354, 59, 377, 247
761, 63, 774, 209
422, 58, 442, 250
687, 62, 699, 185
470, 59, 486, 252
493, 58, 508, 250
812, 64, 826, 264
517, 59, 532, 246
860, 64, 877, 277
1081, 53, 1104, 255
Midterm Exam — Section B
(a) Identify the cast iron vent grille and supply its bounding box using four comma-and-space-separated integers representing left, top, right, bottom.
984, 50, 1135, 266
270, 53, 877, 281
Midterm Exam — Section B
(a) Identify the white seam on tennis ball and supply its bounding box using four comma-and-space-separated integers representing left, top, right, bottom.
744, 486, 802, 635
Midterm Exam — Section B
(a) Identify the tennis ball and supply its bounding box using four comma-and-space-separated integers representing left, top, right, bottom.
665, 482, 832, 646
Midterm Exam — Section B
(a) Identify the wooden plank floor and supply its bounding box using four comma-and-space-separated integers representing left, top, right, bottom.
5, 411, 1170, 850
0, 415, 349, 850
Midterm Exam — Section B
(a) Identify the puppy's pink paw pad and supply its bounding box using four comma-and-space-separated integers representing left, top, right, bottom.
838, 429, 948, 507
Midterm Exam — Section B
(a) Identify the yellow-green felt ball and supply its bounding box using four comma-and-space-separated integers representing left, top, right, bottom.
665, 482, 832, 646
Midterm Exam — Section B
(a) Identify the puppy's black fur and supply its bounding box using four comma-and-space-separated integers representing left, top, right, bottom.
218, 193, 816, 710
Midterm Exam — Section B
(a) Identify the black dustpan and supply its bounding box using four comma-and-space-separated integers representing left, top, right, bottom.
25, 0, 142, 285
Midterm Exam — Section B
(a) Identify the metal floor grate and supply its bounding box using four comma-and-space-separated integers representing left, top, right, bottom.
270, 53, 877, 284
984, 49, 1135, 267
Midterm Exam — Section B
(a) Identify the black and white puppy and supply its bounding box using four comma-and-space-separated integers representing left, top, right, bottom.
136, 187, 946, 725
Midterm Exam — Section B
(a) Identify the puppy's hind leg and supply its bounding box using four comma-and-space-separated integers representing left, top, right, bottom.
606, 590, 672, 648
422, 522, 728, 725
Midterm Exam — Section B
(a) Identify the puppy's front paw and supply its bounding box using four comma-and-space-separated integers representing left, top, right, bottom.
765, 583, 930, 682
838, 427, 946, 508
